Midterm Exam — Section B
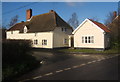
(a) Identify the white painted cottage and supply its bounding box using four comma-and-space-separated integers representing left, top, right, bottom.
6, 9, 73, 48
72, 18, 110, 49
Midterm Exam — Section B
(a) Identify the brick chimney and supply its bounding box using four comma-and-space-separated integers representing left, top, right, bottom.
26, 9, 32, 21
113, 11, 117, 18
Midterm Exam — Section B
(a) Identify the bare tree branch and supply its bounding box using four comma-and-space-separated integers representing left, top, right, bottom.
67, 12, 79, 29
8, 15, 19, 27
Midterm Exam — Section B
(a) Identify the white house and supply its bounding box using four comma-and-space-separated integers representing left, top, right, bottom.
72, 18, 110, 49
6, 9, 73, 48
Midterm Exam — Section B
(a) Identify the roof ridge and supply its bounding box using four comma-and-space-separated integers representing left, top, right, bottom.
33, 12, 50, 18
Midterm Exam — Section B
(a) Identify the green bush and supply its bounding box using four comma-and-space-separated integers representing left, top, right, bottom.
110, 40, 120, 49
2, 39, 40, 81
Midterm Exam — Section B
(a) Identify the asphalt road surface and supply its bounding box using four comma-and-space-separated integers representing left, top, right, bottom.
17, 51, 119, 81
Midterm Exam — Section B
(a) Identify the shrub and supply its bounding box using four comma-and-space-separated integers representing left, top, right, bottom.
110, 40, 120, 49
2, 39, 40, 81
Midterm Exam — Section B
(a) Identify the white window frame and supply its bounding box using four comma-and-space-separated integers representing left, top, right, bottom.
82, 36, 84, 43
82, 36, 94, 44
42, 39, 47, 45
34, 39, 38, 45
85, 36, 87, 43
35, 32, 37, 36
91, 36, 94, 43
64, 39, 67, 44
88, 36, 91, 43
24, 26, 27, 33
11, 31, 13, 34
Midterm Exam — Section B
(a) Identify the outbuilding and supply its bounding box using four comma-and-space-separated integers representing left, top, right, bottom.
72, 18, 110, 49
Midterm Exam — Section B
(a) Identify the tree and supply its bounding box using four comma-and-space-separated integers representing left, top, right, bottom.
67, 12, 79, 29
90, 16, 99, 22
8, 15, 19, 27
104, 11, 116, 26
104, 11, 120, 48
118, 1, 120, 15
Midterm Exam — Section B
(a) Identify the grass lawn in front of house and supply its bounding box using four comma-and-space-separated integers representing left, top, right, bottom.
57, 48, 118, 54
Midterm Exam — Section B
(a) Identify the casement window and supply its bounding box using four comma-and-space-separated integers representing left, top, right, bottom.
91, 36, 94, 43
11, 31, 13, 34
82, 36, 94, 43
61, 28, 67, 32
85, 37, 87, 43
64, 28, 67, 32
24, 26, 27, 33
34, 40, 38, 45
62, 28, 64, 31
64, 38, 67, 44
42, 40, 47, 45
82, 36, 84, 43
35, 32, 37, 36
88, 36, 91, 43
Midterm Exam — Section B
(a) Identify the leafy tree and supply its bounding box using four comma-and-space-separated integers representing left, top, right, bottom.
67, 12, 79, 29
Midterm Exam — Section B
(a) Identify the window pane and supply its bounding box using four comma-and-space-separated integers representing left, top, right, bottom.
65, 28, 67, 32
91, 36, 94, 43
11, 31, 13, 34
88, 36, 90, 43
34, 40, 38, 45
82, 36, 84, 43
42, 40, 44, 45
64, 39, 67, 44
62, 28, 64, 31
85, 37, 87, 43
45, 40, 47, 45
42, 40, 47, 45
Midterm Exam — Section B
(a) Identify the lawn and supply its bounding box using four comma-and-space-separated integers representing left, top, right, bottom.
57, 48, 119, 54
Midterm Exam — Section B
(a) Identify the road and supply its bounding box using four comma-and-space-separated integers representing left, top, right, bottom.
17, 51, 119, 81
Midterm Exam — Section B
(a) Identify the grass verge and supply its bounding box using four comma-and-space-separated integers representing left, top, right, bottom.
56, 48, 119, 54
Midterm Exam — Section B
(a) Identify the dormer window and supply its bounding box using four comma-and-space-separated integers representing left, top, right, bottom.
61, 27, 67, 32
24, 26, 28, 33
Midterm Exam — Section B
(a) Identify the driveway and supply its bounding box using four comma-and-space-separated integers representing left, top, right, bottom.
17, 49, 119, 81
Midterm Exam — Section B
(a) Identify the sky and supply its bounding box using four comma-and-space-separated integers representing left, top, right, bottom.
2, 2, 118, 28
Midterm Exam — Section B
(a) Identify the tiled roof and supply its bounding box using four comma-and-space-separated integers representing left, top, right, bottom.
7, 10, 73, 33
89, 19, 110, 32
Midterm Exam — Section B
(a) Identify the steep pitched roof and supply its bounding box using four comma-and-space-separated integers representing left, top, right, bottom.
89, 19, 110, 33
7, 10, 73, 33
73, 18, 110, 34
7, 21, 29, 33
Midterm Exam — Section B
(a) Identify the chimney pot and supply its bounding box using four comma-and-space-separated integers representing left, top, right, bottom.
21, 21, 24, 23
49, 10, 55, 13
26, 9, 32, 21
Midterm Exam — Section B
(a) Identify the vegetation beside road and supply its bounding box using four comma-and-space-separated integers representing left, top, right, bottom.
57, 40, 119, 54
2, 40, 40, 81
57, 48, 118, 54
